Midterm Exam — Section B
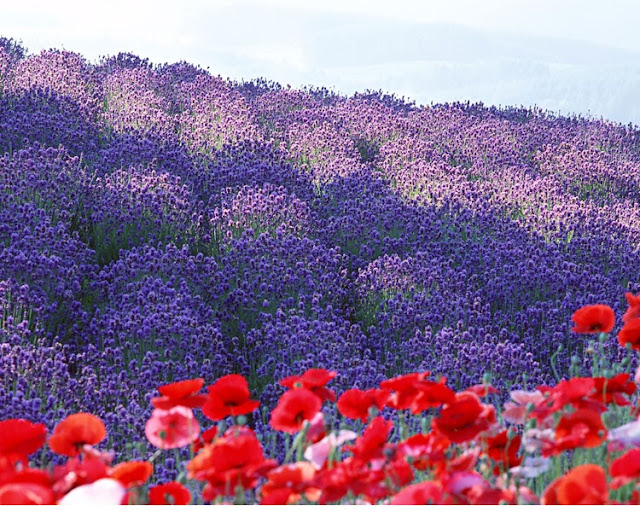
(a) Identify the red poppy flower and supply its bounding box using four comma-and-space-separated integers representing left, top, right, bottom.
411, 379, 456, 414
610, 448, 640, 489
193, 426, 218, 453
148, 481, 191, 505
390, 481, 443, 505
532, 377, 600, 422
48, 413, 107, 456
260, 462, 318, 505
542, 464, 607, 505
467, 486, 516, 505
0, 483, 56, 505
315, 459, 358, 504
464, 384, 500, 398
0, 466, 54, 506
571, 304, 615, 333
280, 369, 337, 402
348, 416, 393, 462
543, 409, 607, 456
145, 406, 200, 449
440, 470, 488, 504
623, 292, 640, 323
446, 450, 480, 474
352, 458, 414, 503
109, 461, 153, 488
0, 419, 47, 464
397, 432, 450, 471
270, 389, 322, 434
337, 388, 389, 422
202, 374, 260, 421
187, 429, 276, 499
151, 378, 207, 410
590, 373, 637, 406
484, 430, 522, 473
0, 466, 52, 488
51, 458, 109, 498
380, 372, 430, 410
432, 392, 496, 444
619, 318, 640, 351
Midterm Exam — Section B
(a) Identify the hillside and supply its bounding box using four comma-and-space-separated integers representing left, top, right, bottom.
2, 38, 640, 501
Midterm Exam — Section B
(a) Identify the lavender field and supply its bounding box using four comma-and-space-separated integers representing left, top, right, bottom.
2, 38, 640, 490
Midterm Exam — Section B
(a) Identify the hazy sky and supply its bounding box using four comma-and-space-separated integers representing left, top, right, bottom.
2, 0, 640, 125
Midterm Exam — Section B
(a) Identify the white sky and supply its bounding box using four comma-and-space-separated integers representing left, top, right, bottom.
2, 0, 640, 125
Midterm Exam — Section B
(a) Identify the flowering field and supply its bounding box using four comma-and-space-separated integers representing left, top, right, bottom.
2, 36, 640, 504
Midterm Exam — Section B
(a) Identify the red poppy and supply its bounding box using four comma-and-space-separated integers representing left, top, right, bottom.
484, 430, 522, 473
145, 406, 200, 449
432, 392, 496, 443
390, 481, 443, 505
610, 448, 640, 489
318, 455, 413, 505
464, 384, 500, 398
270, 389, 322, 434
151, 378, 207, 410
187, 429, 276, 500
148, 481, 191, 505
571, 304, 615, 333
0, 466, 52, 488
590, 373, 637, 406
467, 486, 516, 505
623, 292, 640, 323
543, 409, 607, 456
411, 379, 456, 414
380, 372, 430, 410
51, 458, 109, 498
532, 377, 601, 422
446, 450, 480, 474
0, 466, 53, 506
48, 413, 107, 456
109, 461, 153, 488
280, 369, 337, 402
542, 464, 607, 505
352, 458, 414, 503
80, 445, 115, 465
619, 318, 640, 351
315, 459, 358, 504
0, 419, 47, 464
260, 462, 318, 505
193, 426, 218, 453
0, 483, 56, 505
440, 470, 488, 504
397, 432, 450, 471
348, 416, 393, 462
337, 388, 389, 422
202, 374, 260, 421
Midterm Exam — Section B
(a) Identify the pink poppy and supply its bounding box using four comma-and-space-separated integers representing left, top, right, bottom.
304, 430, 358, 469
522, 428, 554, 454
502, 390, 545, 425
509, 456, 551, 479
145, 406, 200, 449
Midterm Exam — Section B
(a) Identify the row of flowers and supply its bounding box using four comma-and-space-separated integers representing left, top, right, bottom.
2, 295, 640, 505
